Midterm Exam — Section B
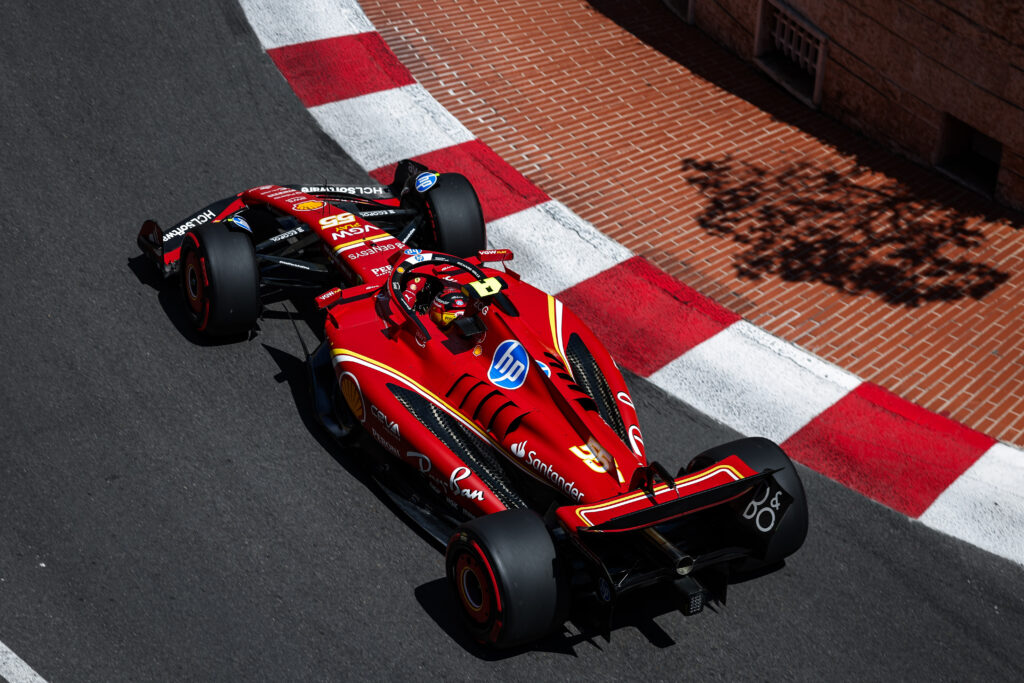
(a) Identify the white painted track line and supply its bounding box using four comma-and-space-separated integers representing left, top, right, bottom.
487, 201, 632, 294
0, 640, 47, 683
920, 443, 1024, 565
239, 0, 373, 49
649, 321, 861, 443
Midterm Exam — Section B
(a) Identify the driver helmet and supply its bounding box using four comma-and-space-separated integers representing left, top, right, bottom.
429, 287, 468, 328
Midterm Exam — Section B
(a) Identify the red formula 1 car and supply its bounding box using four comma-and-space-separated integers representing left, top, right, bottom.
137, 161, 808, 648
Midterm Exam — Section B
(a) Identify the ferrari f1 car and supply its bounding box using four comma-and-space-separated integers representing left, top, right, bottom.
137, 160, 808, 648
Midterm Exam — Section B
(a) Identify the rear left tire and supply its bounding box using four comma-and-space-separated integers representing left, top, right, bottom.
445, 509, 560, 648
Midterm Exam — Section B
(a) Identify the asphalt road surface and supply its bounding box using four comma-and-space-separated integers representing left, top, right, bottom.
1, 1, 1022, 680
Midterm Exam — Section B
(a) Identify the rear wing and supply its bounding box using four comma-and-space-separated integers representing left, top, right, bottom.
556, 454, 792, 538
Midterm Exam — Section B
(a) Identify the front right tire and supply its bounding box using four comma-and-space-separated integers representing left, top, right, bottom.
421, 173, 486, 257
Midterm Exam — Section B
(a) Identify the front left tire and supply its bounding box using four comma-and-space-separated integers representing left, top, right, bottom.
179, 222, 260, 337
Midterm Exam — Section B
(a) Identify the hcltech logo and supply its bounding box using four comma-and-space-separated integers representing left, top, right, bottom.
414, 172, 439, 193
488, 340, 529, 390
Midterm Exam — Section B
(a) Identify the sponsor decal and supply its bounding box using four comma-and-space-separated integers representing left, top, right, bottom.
162, 209, 216, 242
269, 226, 305, 243
404, 252, 432, 265
476, 248, 513, 262
371, 265, 393, 278
340, 373, 364, 422
329, 225, 376, 242
571, 441, 615, 474
293, 200, 324, 211
370, 404, 400, 438
449, 466, 485, 501
319, 212, 359, 230
617, 392, 635, 409
406, 451, 431, 473
511, 441, 583, 501
403, 248, 422, 255
414, 172, 439, 193
359, 209, 397, 218
345, 241, 400, 260
316, 288, 342, 308
301, 185, 386, 195
743, 484, 787, 533
488, 340, 529, 390
230, 214, 252, 233
536, 360, 551, 377
370, 428, 400, 456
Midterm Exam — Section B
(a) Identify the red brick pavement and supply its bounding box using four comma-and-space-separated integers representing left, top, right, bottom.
359, 0, 1024, 446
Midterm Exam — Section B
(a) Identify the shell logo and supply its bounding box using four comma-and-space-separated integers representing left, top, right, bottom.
340, 373, 364, 422
293, 200, 325, 211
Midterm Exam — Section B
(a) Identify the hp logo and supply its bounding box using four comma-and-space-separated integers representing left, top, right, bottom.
488, 340, 529, 390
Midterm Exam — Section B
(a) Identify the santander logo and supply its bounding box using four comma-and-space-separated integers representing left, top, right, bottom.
510, 440, 583, 502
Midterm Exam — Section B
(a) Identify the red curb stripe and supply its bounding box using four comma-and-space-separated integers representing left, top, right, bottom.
267, 32, 416, 106
782, 382, 996, 517
370, 140, 550, 223
557, 256, 741, 376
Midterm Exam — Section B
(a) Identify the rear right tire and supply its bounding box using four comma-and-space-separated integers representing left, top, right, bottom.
684, 437, 808, 566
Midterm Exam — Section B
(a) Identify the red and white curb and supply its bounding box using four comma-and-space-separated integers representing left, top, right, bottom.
239, 0, 1024, 567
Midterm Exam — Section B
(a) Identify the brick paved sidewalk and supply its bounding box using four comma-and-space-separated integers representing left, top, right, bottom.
360, 0, 1024, 446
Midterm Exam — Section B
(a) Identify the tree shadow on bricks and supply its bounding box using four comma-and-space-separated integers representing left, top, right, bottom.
680, 155, 1011, 306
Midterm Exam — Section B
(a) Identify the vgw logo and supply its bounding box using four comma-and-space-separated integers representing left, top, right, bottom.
488, 340, 529, 390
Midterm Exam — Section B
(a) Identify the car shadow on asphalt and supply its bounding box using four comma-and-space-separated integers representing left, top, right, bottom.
127, 253, 258, 346
414, 575, 729, 658
260, 340, 450, 553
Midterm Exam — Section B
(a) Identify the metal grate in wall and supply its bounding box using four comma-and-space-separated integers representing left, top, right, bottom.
754, 0, 827, 107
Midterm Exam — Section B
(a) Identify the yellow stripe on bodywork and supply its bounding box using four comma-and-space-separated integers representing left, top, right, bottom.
547, 295, 570, 369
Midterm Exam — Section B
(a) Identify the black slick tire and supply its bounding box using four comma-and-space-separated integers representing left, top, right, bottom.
179, 222, 260, 337
685, 437, 808, 566
422, 173, 485, 257
445, 509, 560, 648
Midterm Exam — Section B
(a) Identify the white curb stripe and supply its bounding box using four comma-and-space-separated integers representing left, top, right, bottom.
649, 321, 861, 444
486, 201, 632, 295
0, 640, 47, 683
919, 442, 1024, 566
309, 85, 476, 171
239, 0, 373, 49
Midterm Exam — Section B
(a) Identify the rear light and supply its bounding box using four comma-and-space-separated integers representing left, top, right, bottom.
672, 575, 705, 616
